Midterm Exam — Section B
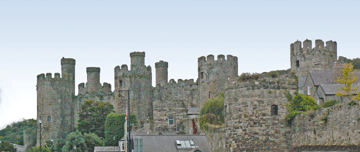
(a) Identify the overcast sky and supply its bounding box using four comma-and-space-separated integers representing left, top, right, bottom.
1, 0, 359, 129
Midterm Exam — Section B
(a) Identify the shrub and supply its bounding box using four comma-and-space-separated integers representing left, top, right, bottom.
200, 93, 225, 131
285, 92, 320, 125
348, 101, 358, 106
322, 100, 338, 108
28, 146, 51, 152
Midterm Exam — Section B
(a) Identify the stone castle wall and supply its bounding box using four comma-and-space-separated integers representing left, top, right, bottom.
224, 74, 297, 151
292, 102, 360, 146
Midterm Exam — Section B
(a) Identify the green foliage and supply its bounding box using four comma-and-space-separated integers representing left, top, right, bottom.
84, 133, 103, 152
0, 119, 37, 145
345, 57, 360, 69
322, 100, 338, 108
62, 130, 87, 152
28, 146, 51, 152
238, 69, 291, 82
348, 101, 358, 106
77, 100, 115, 138
200, 93, 225, 131
0, 140, 16, 152
105, 113, 137, 146
285, 92, 320, 125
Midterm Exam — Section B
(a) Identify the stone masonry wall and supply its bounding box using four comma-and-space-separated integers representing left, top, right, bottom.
292, 102, 360, 146
224, 74, 297, 151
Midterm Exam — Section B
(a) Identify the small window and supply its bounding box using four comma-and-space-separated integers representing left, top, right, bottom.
200, 72, 204, 79
271, 105, 278, 116
169, 117, 174, 126
296, 60, 300, 68
119, 80, 123, 87
47, 116, 52, 122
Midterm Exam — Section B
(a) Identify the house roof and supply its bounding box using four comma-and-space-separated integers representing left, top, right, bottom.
308, 70, 333, 86
320, 84, 360, 95
187, 107, 200, 115
132, 135, 210, 152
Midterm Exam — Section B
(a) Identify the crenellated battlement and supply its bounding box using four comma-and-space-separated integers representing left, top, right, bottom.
155, 60, 168, 68
198, 54, 238, 65
37, 72, 67, 83
290, 39, 337, 77
78, 82, 112, 94
164, 79, 197, 89
290, 39, 337, 54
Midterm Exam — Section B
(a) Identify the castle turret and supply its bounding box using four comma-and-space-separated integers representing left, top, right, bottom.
155, 60, 168, 86
61, 57, 75, 81
86, 67, 101, 92
130, 52, 145, 70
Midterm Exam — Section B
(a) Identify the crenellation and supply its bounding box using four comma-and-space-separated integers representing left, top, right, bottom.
206, 54, 215, 62
303, 39, 312, 49
54, 73, 60, 78
315, 39, 324, 49
46, 73, 52, 79
37, 73, 45, 80
217, 54, 225, 61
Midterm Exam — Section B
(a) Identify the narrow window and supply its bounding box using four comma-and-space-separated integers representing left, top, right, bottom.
307, 86, 311, 96
271, 105, 278, 116
200, 72, 204, 79
168, 117, 174, 126
296, 60, 300, 68
47, 116, 52, 122
119, 80, 123, 87
192, 119, 198, 135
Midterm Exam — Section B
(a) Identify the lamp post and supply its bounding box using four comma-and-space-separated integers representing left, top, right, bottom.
118, 89, 131, 152
39, 119, 42, 152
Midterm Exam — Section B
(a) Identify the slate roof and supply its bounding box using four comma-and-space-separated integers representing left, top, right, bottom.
132, 135, 210, 152
187, 107, 200, 115
320, 84, 360, 95
308, 70, 333, 86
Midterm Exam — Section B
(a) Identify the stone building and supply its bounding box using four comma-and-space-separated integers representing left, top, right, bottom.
36, 52, 237, 146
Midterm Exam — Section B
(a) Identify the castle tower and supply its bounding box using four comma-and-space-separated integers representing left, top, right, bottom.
130, 52, 145, 70
114, 52, 153, 122
37, 58, 76, 147
290, 39, 337, 77
155, 60, 168, 86
198, 54, 238, 106
86, 67, 101, 93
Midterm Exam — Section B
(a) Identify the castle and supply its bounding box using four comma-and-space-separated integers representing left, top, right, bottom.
38, 39, 358, 151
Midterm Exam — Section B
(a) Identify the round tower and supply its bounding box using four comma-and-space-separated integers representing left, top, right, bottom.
155, 60, 168, 86
130, 52, 145, 70
61, 57, 75, 81
86, 67, 101, 92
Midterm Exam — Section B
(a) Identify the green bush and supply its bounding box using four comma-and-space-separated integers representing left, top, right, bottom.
105, 113, 137, 146
0, 140, 16, 152
322, 100, 338, 108
348, 101, 358, 106
28, 146, 51, 152
0, 119, 37, 145
200, 93, 225, 131
285, 92, 320, 125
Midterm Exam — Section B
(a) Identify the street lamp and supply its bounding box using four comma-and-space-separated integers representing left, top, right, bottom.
39, 119, 42, 152
118, 89, 131, 152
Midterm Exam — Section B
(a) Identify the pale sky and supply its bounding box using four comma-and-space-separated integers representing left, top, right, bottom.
1, 0, 360, 129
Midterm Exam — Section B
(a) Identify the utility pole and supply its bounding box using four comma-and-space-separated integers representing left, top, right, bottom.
119, 89, 131, 152
39, 119, 42, 152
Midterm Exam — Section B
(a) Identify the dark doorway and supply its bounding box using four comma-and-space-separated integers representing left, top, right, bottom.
192, 119, 198, 135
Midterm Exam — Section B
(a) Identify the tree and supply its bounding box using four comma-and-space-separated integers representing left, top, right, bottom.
105, 113, 137, 146
285, 92, 320, 125
28, 146, 51, 152
0, 119, 37, 145
77, 100, 115, 138
61, 130, 102, 152
0, 140, 16, 152
61, 130, 88, 152
336, 63, 360, 102
200, 93, 225, 131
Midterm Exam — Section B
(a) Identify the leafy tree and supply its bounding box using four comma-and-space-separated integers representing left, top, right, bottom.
105, 113, 137, 146
200, 93, 225, 131
285, 92, 320, 125
61, 130, 88, 152
84, 133, 103, 152
61, 130, 102, 152
0, 119, 37, 145
336, 63, 360, 102
28, 146, 51, 152
77, 100, 115, 138
0, 140, 16, 152
322, 100, 338, 108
